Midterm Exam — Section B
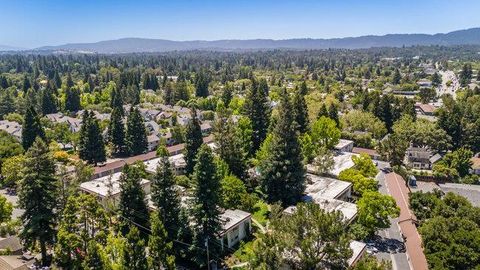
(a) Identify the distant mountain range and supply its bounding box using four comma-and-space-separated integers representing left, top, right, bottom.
8, 27, 480, 53
0, 45, 25, 51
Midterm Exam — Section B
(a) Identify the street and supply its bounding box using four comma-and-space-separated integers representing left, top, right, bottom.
371, 161, 410, 270
437, 70, 459, 99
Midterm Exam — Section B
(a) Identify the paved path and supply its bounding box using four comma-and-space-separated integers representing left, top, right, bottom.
374, 165, 410, 270
385, 173, 428, 270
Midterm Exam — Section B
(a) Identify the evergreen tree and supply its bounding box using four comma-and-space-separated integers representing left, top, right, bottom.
126, 107, 148, 156
459, 63, 473, 87
41, 88, 57, 115
195, 69, 210, 97
0, 90, 15, 118
244, 78, 270, 152
53, 71, 62, 89
184, 108, 203, 175
191, 145, 222, 265
376, 95, 394, 132
221, 82, 234, 106
293, 85, 309, 133
151, 147, 181, 238
78, 110, 106, 165
118, 164, 150, 236
82, 240, 106, 270
110, 85, 124, 115
317, 103, 329, 119
22, 106, 45, 150
214, 105, 247, 179
260, 90, 305, 206
328, 103, 339, 127
148, 212, 176, 270
108, 107, 126, 156
432, 72, 442, 86
18, 138, 58, 266
122, 226, 147, 270
22, 74, 31, 92
66, 73, 74, 88
64, 87, 81, 112
392, 68, 401, 85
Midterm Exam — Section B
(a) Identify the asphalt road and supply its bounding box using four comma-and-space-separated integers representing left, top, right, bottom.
371, 161, 410, 270
438, 70, 459, 99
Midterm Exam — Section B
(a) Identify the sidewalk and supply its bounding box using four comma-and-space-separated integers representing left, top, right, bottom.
385, 173, 428, 270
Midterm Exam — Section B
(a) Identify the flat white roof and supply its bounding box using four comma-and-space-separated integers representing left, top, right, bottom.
80, 172, 149, 198
305, 197, 357, 223
220, 209, 251, 235
144, 154, 186, 173
331, 152, 358, 176
305, 174, 352, 199
283, 198, 357, 223
335, 139, 354, 150
348, 240, 367, 266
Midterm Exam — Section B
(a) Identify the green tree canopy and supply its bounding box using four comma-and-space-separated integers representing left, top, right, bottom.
18, 138, 58, 266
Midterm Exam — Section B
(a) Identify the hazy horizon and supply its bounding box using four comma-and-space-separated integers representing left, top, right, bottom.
2, 0, 480, 48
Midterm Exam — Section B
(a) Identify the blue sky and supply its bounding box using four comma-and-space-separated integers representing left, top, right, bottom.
2, 0, 480, 48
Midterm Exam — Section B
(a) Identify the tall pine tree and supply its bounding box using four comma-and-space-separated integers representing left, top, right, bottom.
151, 146, 181, 238
191, 144, 222, 265
64, 87, 81, 112
18, 138, 58, 266
244, 78, 270, 153
22, 106, 45, 150
328, 103, 339, 127
148, 212, 176, 270
195, 68, 210, 97
41, 88, 57, 115
293, 83, 309, 133
214, 104, 247, 179
78, 110, 106, 165
118, 164, 150, 236
260, 89, 305, 206
126, 107, 148, 155
109, 107, 126, 156
122, 226, 147, 270
184, 108, 203, 175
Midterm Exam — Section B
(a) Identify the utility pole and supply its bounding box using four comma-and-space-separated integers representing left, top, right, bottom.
205, 237, 210, 270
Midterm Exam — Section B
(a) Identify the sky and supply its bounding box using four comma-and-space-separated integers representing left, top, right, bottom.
2, 0, 480, 48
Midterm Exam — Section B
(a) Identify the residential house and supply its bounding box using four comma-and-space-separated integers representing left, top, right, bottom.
147, 134, 161, 152
45, 113, 83, 132
144, 153, 187, 175
200, 122, 213, 136
219, 209, 252, 250
307, 151, 358, 177
335, 139, 354, 153
0, 254, 35, 270
0, 120, 22, 141
404, 147, 442, 170
417, 79, 432, 88
415, 103, 436, 116
285, 174, 357, 224
352, 147, 381, 160
80, 172, 151, 207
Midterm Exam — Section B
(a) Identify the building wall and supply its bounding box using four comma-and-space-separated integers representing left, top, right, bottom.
223, 219, 252, 249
